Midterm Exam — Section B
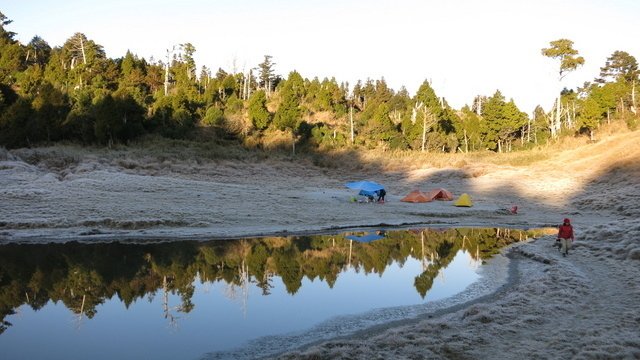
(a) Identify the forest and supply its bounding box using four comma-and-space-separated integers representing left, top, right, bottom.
0, 227, 545, 334
0, 10, 638, 153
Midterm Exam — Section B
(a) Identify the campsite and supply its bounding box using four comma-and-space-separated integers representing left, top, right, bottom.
1, 128, 639, 359
1, 1, 640, 359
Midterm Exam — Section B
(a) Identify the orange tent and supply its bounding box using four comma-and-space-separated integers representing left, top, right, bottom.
400, 190, 432, 203
426, 188, 454, 201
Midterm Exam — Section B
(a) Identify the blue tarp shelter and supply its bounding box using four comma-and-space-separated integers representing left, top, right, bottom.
345, 180, 385, 192
345, 181, 385, 200
358, 189, 377, 198
345, 233, 385, 242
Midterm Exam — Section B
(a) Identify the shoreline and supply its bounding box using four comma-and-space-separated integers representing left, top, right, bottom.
0, 221, 554, 244
208, 237, 525, 360
272, 243, 525, 359
272, 220, 640, 359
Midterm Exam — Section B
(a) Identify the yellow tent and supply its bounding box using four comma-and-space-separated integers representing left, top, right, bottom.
454, 193, 473, 207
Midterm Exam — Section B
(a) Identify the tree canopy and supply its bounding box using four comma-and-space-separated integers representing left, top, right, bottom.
0, 11, 637, 152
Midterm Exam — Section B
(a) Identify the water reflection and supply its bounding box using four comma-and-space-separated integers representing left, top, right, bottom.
0, 227, 547, 359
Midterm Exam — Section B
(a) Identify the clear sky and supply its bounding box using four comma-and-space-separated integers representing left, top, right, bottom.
4, 0, 639, 112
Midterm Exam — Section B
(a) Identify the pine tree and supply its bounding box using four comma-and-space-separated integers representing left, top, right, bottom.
578, 96, 602, 141
248, 90, 270, 130
258, 55, 275, 96
0, 12, 25, 84
597, 51, 638, 84
541, 39, 585, 138
274, 71, 304, 155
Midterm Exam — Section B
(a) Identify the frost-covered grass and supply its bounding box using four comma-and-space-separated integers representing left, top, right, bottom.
1, 125, 639, 358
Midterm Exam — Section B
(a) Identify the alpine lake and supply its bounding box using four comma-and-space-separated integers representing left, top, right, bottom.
0, 227, 551, 360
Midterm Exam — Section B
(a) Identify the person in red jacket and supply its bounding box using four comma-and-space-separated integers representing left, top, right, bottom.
557, 218, 575, 257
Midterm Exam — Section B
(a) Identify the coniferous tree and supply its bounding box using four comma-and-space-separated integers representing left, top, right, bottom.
258, 55, 275, 95
25, 36, 51, 67
274, 71, 304, 154
481, 91, 528, 152
578, 96, 602, 140
0, 12, 25, 84
248, 90, 271, 130
542, 39, 585, 138
62, 33, 107, 90
118, 51, 149, 106
531, 105, 550, 144
0, 98, 32, 148
481, 90, 506, 152
31, 82, 68, 143
459, 106, 483, 152
597, 51, 638, 84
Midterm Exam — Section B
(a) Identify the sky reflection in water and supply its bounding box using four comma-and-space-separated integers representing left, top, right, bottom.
0, 227, 539, 360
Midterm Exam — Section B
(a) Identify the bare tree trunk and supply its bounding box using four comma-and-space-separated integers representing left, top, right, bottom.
80, 294, 86, 315
291, 131, 296, 156
242, 73, 247, 100
164, 51, 170, 96
350, 104, 354, 144
464, 129, 468, 153
497, 140, 502, 153
80, 36, 87, 65
607, 109, 611, 125
565, 101, 573, 129
632, 81, 637, 115
163, 46, 177, 96
421, 109, 428, 152
554, 96, 561, 137
248, 69, 252, 99
527, 115, 531, 143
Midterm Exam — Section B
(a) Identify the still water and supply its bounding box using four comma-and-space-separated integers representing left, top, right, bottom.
0, 227, 541, 360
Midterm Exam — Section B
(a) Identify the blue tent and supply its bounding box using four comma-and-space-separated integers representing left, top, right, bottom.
345, 181, 384, 193
358, 189, 377, 198
345, 232, 385, 242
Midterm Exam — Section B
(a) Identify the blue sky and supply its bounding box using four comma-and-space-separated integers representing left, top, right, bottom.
4, 0, 639, 112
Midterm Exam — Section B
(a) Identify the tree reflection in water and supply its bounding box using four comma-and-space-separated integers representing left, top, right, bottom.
0, 227, 550, 334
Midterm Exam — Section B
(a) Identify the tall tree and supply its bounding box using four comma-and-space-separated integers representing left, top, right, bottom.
248, 90, 270, 130
25, 36, 51, 66
578, 96, 602, 141
0, 11, 16, 41
597, 51, 639, 116
541, 39, 585, 138
413, 80, 442, 151
0, 12, 24, 83
597, 51, 638, 84
180, 43, 197, 81
60, 33, 106, 90
274, 71, 304, 155
257, 55, 275, 96
482, 90, 527, 152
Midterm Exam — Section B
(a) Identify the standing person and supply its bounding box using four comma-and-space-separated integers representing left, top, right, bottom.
557, 218, 575, 257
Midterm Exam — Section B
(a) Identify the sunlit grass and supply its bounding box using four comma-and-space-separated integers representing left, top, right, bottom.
4, 120, 636, 177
